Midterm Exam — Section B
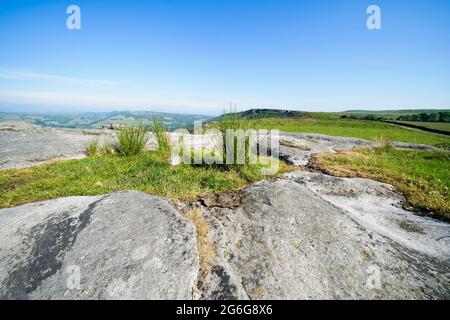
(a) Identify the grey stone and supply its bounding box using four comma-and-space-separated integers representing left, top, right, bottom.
274, 132, 439, 166
0, 121, 101, 169
0, 191, 199, 300
197, 172, 450, 299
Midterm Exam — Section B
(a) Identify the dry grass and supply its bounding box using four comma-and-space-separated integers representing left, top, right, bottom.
280, 139, 311, 151
185, 208, 216, 270
81, 130, 102, 136
332, 150, 369, 159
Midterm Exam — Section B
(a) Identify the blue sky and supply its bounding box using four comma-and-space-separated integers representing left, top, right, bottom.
0, 0, 449, 115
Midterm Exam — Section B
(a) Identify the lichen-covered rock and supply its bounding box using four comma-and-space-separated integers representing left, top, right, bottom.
272, 132, 438, 166
0, 191, 199, 300
198, 172, 450, 299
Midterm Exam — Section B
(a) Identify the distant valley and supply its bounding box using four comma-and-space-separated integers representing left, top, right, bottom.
0, 111, 212, 131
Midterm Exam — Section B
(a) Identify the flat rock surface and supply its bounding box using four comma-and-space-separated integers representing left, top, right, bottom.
0, 191, 198, 299
274, 132, 437, 166
0, 121, 96, 170
196, 171, 450, 299
0, 121, 217, 170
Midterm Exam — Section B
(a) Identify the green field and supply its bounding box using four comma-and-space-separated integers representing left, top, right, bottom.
248, 118, 450, 148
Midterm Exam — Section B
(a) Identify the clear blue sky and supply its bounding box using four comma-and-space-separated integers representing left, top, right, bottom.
0, 0, 449, 115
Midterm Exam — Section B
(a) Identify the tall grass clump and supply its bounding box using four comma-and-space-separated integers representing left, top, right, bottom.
85, 139, 99, 157
114, 124, 149, 156
218, 109, 253, 165
151, 116, 170, 152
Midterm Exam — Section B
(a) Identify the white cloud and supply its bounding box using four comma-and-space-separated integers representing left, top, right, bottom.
0, 70, 120, 87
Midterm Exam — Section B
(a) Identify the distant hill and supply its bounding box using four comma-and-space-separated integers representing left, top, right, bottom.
0, 111, 212, 131
212, 109, 310, 121
237, 109, 308, 118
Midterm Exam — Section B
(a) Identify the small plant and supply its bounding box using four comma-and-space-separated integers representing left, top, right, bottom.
85, 139, 99, 157
114, 124, 149, 156
151, 116, 170, 152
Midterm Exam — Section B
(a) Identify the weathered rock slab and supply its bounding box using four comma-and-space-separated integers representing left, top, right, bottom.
0, 191, 199, 300
285, 171, 450, 259
197, 172, 450, 299
0, 122, 96, 169
274, 132, 439, 166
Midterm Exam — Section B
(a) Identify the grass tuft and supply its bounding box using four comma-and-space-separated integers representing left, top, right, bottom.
151, 116, 170, 152
114, 124, 149, 156
218, 109, 254, 165
85, 139, 99, 157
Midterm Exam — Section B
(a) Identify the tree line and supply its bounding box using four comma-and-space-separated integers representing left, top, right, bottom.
341, 111, 449, 123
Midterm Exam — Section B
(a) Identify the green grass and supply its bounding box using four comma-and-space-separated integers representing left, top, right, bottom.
315, 147, 450, 220
247, 117, 450, 148
0, 151, 293, 208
